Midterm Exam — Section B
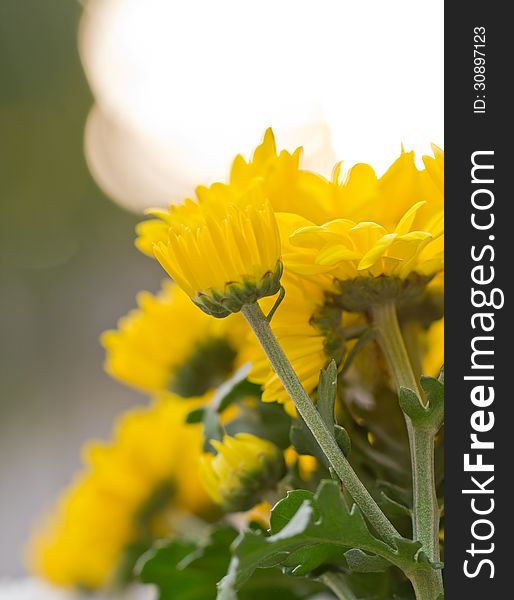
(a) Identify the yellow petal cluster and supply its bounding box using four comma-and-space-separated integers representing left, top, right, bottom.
149, 185, 282, 317
287, 201, 442, 283
28, 397, 211, 590
101, 281, 246, 396
199, 433, 285, 512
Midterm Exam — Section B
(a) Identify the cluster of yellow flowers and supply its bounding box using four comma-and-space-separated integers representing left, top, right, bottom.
30, 129, 443, 591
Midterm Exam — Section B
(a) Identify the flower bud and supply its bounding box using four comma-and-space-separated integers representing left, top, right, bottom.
200, 433, 286, 512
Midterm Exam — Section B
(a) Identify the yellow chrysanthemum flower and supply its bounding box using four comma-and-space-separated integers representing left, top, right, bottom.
134, 128, 334, 258
28, 397, 211, 590
150, 184, 283, 318
199, 433, 285, 513
101, 281, 246, 396
284, 149, 444, 310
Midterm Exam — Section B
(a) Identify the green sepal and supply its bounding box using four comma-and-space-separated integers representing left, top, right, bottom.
335, 273, 434, 312
193, 261, 283, 318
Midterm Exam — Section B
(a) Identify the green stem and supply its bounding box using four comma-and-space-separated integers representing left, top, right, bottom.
241, 302, 399, 546
371, 301, 443, 597
319, 571, 357, 600
409, 570, 444, 600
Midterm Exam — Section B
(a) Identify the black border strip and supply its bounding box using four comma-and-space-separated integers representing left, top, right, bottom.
445, 3, 510, 595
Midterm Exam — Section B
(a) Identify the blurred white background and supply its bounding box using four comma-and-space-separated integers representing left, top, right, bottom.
81, 0, 444, 211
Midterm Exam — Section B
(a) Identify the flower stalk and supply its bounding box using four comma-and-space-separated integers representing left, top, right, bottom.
241, 301, 400, 546
371, 301, 443, 597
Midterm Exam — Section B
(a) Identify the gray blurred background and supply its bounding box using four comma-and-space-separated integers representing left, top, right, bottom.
0, 1, 161, 574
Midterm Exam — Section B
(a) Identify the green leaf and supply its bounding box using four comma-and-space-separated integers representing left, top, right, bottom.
290, 416, 328, 466
217, 379, 263, 414
139, 524, 318, 600
138, 526, 237, 600
420, 376, 444, 431
186, 407, 205, 423
344, 549, 391, 573
317, 360, 338, 433
217, 480, 437, 598
399, 377, 444, 432
378, 491, 411, 518
338, 378, 412, 528
290, 417, 350, 471
269, 490, 314, 534
283, 544, 344, 577
398, 387, 427, 424
334, 425, 352, 456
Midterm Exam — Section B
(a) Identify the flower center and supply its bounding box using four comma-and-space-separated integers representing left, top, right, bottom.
168, 337, 238, 397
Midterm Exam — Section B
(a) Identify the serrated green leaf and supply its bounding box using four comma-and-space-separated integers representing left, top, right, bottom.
317, 360, 337, 433
344, 549, 391, 573
217, 480, 436, 599
270, 490, 314, 534
140, 525, 313, 600
217, 557, 320, 600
